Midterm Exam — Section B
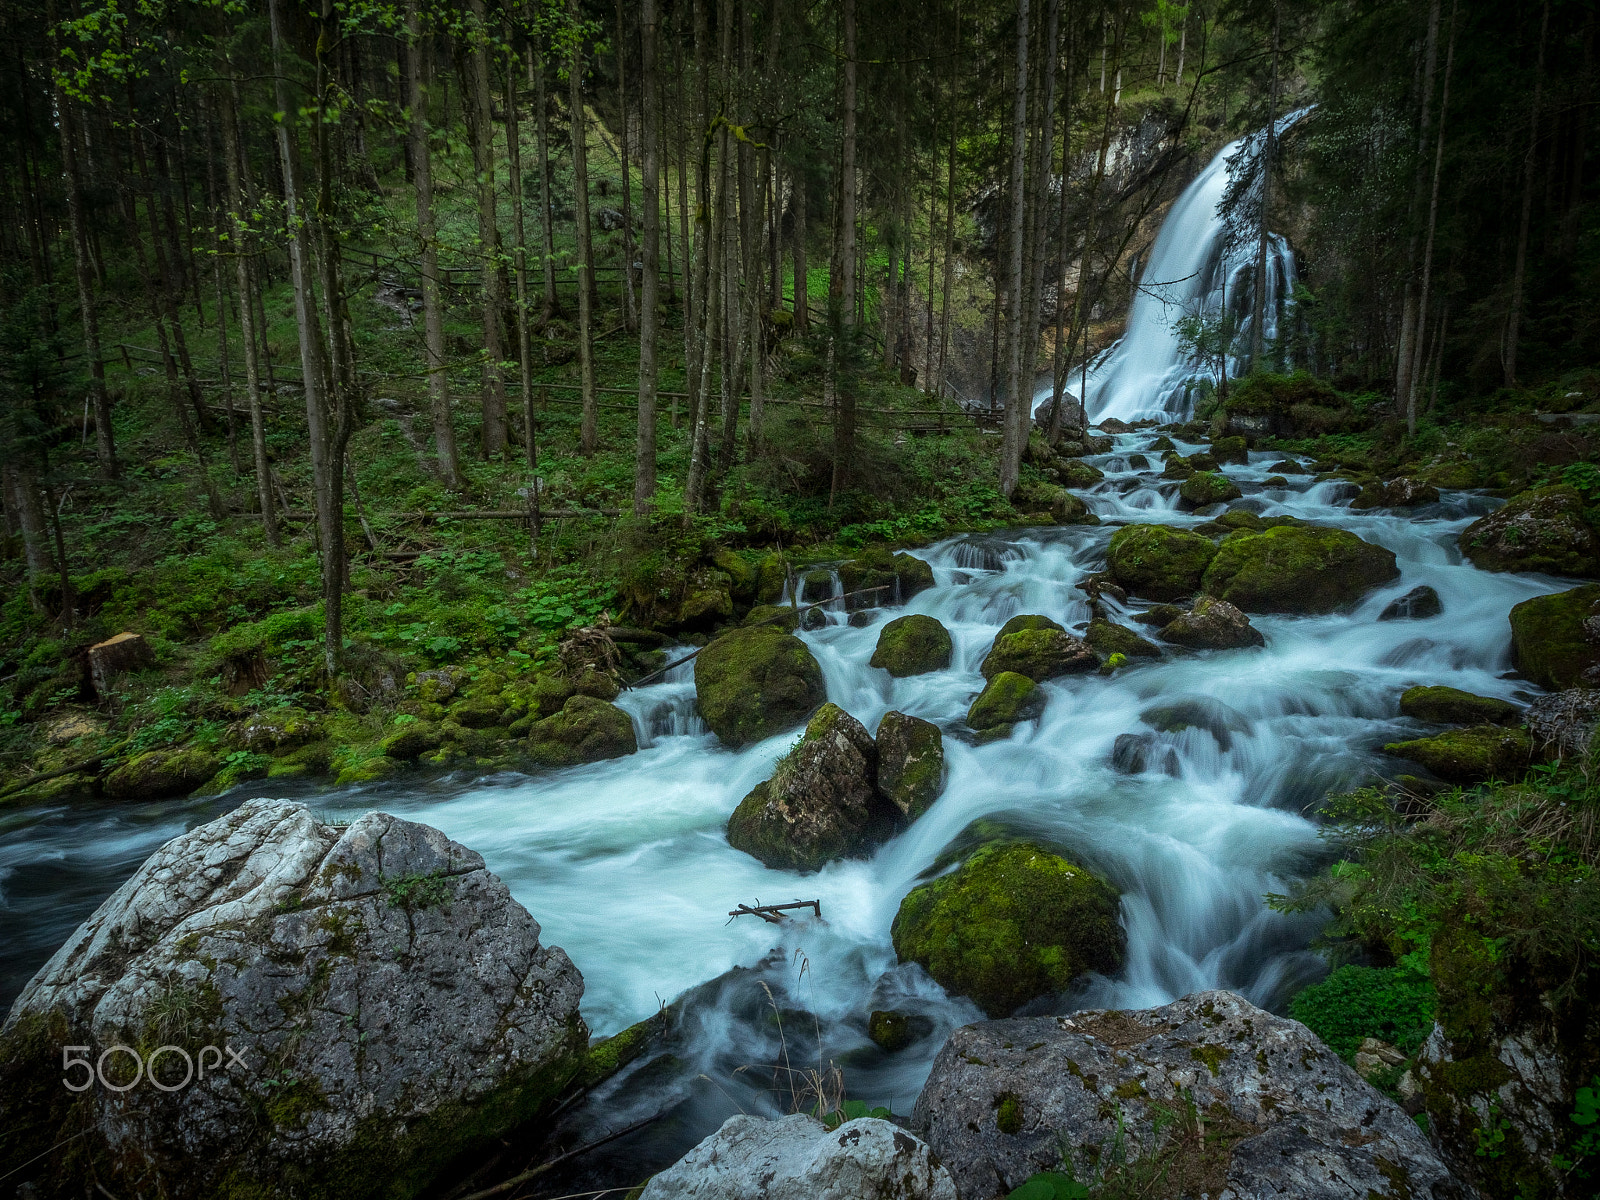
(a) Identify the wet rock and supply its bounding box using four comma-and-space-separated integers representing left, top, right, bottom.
967, 672, 1046, 738
449, 694, 507, 728
754, 551, 791, 603
88, 632, 154, 697
1211, 435, 1249, 464
1399, 685, 1520, 726
1051, 490, 1100, 524
0, 799, 587, 1200
1140, 696, 1250, 749
1524, 687, 1600, 758
638, 1115, 956, 1200
1106, 524, 1217, 601
890, 842, 1123, 1018
1150, 435, 1178, 453
1084, 618, 1161, 659
1130, 603, 1188, 629
801, 569, 835, 603
678, 567, 735, 628
1509, 583, 1600, 690
1185, 451, 1221, 472
1076, 573, 1128, 607
1383, 725, 1535, 784
912, 990, 1465, 1200
1352, 477, 1441, 509
726, 704, 896, 872
1054, 459, 1105, 489
694, 625, 827, 747
1380, 584, 1444, 621
1178, 470, 1243, 509
103, 748, 221, 800
1111, 732, 1180, 776
743, 602, 800, 631
711, 547, 759, 605
228, 706, 319, 753
871, 614, 954, 677
876, 711, 945, 820
1269, 458, 1311, 474
838, 547, 936, 605
1161, 457, 1194, 480
1158, 595, 1265, 649
1202, 525, 1400, 613
980, 621, 1097, 681
527, 695, 638, 767
380, 718, 443, 760
869, 1008, 934, 1053
1458, 485, 1600, 577
1097, 417, 1134, 434
413, 666, 466, 702
1263, 474, 1290, 487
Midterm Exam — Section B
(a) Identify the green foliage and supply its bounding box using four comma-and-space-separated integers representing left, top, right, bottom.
1008, 1173, 1090, 1200
1288, 965, 1436, 1061
819, 1099, 893, 1131
381, 872, 451, 912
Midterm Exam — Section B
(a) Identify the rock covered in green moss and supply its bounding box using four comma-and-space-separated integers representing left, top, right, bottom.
527, 695, 638, 768
677, 567, 735, 629
1084, 618, 1161, 660
449, 695, 506, 729
1458, 486, 1600, 577
1106, 524, 1218, 601
1158, 596, 1265, 649
890, 842, 1123, 1017
868, 1009, 928, 1053
1211, 435, 1249, 464
726, 704, 896, 871
0, 799, 588, 1200
966, 672, 1046, 737
1178, 471, 1243, 509
979, 620, 1096, 682
1351, 477, 1441, 510
1201, 525, 1399, 613
838, 547, 936, 606
694, 625, 826, 747
870, 614, 953, 677
742, 603, 800, 631
1054, 460, 1105, 489
333, 752, 406, 786
380, 719, 443, 760
1400, 686, 1520, 726
228, 706, 319, 753
876, 711, 945, 820
1383, 726, 1535, 784
103, 748, 221, 800
711, 548, 759, 605
1508, 584, 1600, 690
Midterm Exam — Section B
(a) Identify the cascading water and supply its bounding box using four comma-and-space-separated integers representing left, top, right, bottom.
1039, 115, 1304, 425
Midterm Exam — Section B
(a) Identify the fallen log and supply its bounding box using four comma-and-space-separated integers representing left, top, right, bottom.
727, 899, 823, 924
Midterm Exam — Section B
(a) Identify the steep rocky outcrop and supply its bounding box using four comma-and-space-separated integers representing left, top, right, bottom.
913, 990, 1466, 1200
0, 799, 587, 1200
1458, 486, 1600, 577
1202, 525, 1400, 613
694, 624, 827, 747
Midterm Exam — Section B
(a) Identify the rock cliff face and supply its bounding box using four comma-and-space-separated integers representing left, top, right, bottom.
0, 798, 587, 1200
913, 990, 1468, 1200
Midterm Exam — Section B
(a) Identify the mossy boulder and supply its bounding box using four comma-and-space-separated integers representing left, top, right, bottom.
527, 696, 638, 768
754, 552, 791, 603
1508, 584, 1600, 690
194, 753, 271, 796
380, 720, 444, 760
103, 748, 221, 801
838, 547, 935, 606
448, 695, 506, 729
1106, 524, 1218, 601
1216, 370, 1363, 439
1178, 471, 1243, 509
694, 625, 827, 747
677, 567, 735, 629
967, 672, 1045, 736
742, 603, 800, 631
1158, 596, 1264, 649
1052, 492, 1100, 525
1084, 619, 1161, 660
1055, 460, 1105, 489
725, 704, 896, 872
1382, 726, 1535, 784
1399, 686, 1520, 726
870, 615, 953, 677
876, 711, 945, 820
979, 622, 1096, 682
1458, 486, 1600, 577
890, 842, 1124, 1017
228, 706, 319, 753
1211, 435, 1249, 464
1201, 525, 1399, 613
711, 547, 759, 604
529, 674, 577, 719
333, 753, 406, 786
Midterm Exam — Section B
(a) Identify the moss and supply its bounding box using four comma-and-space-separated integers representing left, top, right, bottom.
103, 747, 222, 800
380, 720, 443, 760
870, 614, 953, 677
890, 841, 1124, 1017
1458, 485, 1600, 577
743, 603, 799, 631
194, 753, 272, 796
1287, 966, 1436, 1061
998, 614, 1065, 636
711, 547, 759, 604
333, 754, 405, 786
1383, 726, 1535, 784
1179, 471, 1243, 509
1399, 685, 1520, 726
967, 671, 1046, 734
572, 1008, 670, 1091
263, 1076, 328, 1131
995, 1091, 1024, 1135
876, 711, 945, 819
677, 567, 734, 629
693, 624, 826, 747
448, 695, 506, 729
1085, 619, 1161, 660
754, 551, 791, 603
1201, 524, 1399, 613
868, 1009, 923, 1052
1212, 435, 1249, 464
1106, 524, 1218, 601
1189, 1043, 1232, 1076
980, 626, 1096, 682
1508, 584, 1600, 689
527, 695, 638, 767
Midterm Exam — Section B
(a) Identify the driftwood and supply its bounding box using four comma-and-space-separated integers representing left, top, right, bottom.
727, 900, 823, 924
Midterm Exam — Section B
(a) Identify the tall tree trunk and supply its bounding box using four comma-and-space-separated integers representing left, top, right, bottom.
534, 46, 559, 320
793, 162, 808, 328
829, 0, 858, 506
938, 1, 961, 399
1408, 0, 1458, 432
5, 464, 55, 613
406, 1, 464, 486
1000, 0, 1032, 499
570, 0, 599, 455
1396, 0, 1442, 430
1020, 0, 1061, 439
505, 17, 536, 471
676, 25, 695, 425
616, 0, 638, 336
684, 0, 716, 513
1250, 0, 1280, 368
1505, 0, 1550, 387
635, 0, 661, 513
465, 0, 509, 458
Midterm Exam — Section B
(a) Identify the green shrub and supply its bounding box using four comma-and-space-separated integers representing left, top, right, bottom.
1288, 965, 1436, 1060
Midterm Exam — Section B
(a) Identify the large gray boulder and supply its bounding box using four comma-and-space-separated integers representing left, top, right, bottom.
912, 990, 1467, 1200
0, 798, 587, 1200
639, 1114, 957, 1200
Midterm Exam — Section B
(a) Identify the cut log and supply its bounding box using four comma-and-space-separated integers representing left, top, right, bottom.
88, 632, 154, 697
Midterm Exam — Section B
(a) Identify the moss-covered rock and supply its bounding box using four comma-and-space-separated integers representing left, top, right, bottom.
754, 552, 790, 604
712, 548, 759, 604
837, 547, 935, 606
726, 704, 895, 871
103, 748, 221, 800
1458, 486, 1600, 577
1055, 460, 1105, 489
979, 624, 1097, 681
1052, 492, 1100, 525
1399, 686, 1520, 726
870, 615, 953, 677
530, 674, 577, 719
890, 842, 1124, 1017
527, 696, 638, 768
876, 711, 945, 820
381, 720, 444, 760
677, 567, 735, 629
448, 695, 506, 729
694, 625, 827, 747
1084, 619, 1161, 660
1211, 435, 1248, 464
1201, 525, 1399, 613
742, 603, 800, 631
1158, 595, 1265, 649
967, 672, 1045, 736
1508, 584, 1600, 690
333, 754, 406, 786
228, 707, 319, 753
1215, 370, 1363, 440
194, 753, 272, 796
1178, 471, 1243, 509
1382, 726, 1535, 784
1106, 524, 1218, 601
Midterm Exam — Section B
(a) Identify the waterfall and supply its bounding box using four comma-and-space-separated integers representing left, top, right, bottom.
1038, 115, 1305, 426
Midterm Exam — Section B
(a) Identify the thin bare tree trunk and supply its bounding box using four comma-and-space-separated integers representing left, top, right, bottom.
635, 0, 661, 513
1396, 0, 1441, 430
534, 46, 559, 321
1250, 1, 1280, 368
675, 26, 694, 426
938, 1, 961, 399
1505, 0, 1550, 387
617, 0, 638, 336
684, 0, 716, 513
1000, 0, 1032, 499
465, 0, 509, 459
1408, 0, 1458, 432
505, 17, 536, 470
570, 0, 599, 455
829, 0, 858, 506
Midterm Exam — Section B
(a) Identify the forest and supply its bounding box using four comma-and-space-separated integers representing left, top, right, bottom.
1, 0, 1599, 1198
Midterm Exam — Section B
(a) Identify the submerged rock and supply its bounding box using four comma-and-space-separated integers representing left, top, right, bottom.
838, 547, 936, 606
1105, 524, 1217, 601
1509, 583, 1600, 690
1399, 684, 1520, 726
1202, 524, 1400, 613
1352, 476, 1441, 509
0, 799, 587, 1200
876, 711, 946, 820
638, 1114, 956, 1200
967, 672, 1046, 738
102, 747, 221, 800
726, 704, 897, 872
871, 614, 954, 677
980, 618, 1097, 681
527, 694, 638, 767
890, 842, 1123, 1018
1084, 618, 1161, 659
1158, 595, 1265, 649
1383, 725, 1535, 784
694, 624, 827, 747
1459, 485, 1600, 577
1140, 696, 1251, 749
912, 990, 1465, 1200
1380, 584, 1444, 621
